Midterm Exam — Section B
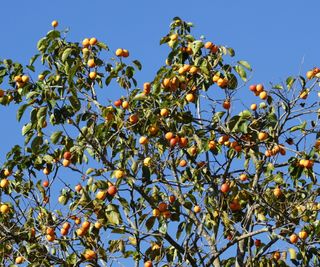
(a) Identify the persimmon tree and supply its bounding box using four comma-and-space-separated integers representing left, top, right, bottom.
0, 17, 320, 267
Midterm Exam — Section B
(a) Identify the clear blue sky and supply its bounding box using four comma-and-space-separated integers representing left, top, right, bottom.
0, 0, 319, 265
1, 0, 320, 150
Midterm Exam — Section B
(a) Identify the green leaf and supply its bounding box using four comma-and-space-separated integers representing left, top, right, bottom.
286, 76, 296, 89
290, 121, 306, 132
97, 42, 108, 50
43, 154, 54, 163
22, 123, 33, 136
66, 253, 77, 265
17, 104, 28, 121
61, 48, 73, 62
37, 106, 47, 119
191, 40, 204, 55
159, 221, 167, 234
69, 96, 81, 111
106, 204, 122, 225
239, 110, 251, 119
133, 93, 147, 101
132, 60, 142, 70
31, 136, 43, 153
145, 216, 155, 231
238, 60, 252, 71
273, 84, 283, 90
227, 47, 235, 57
160, 36, 170, 45
234, 65, 247, 81
37, 37, 48, 52
29, 54, 40, 66
50, 131, 63, 144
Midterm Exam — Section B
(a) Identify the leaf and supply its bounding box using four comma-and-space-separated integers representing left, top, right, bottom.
22, 123, 33, 136
288, 248, 297, 260
238, 60, 252, 71
50, 131, 63, 144
17, 104, 28, 121
66, 253, 77, 265
29, 54, 40, 66
239, 110, 251, 119
69, 96, 81, 111
31, 136, 43, 153
132, 60, 142, 70
191, 40, 204, 55
286, 76, 296, 89
97, 42, 108, 50
159, 221, 167, 234
227, 47, 235, 57
105, 204, 122, 225
234, 65, 247, 81
298, 76, 306, 88
273, 84, 283, 90
290, 121, 306, 132
176, 222, 185, 240
37, 106, 47, 119
145, 216, 155, 231
37, 37, 48, 52
26, 91, 39, 100
160, 36, 170, 45
133, 93, 147, 101
43, 154, 54, 163
61, 48, 73, 62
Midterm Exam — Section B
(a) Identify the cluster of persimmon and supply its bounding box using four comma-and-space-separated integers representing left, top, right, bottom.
306, 67, 320, 79
82, 38, 99, 80
0, 169, 11, 214
115, 48, 129, 58
60, 221, 71, 236
13, 74, 30, 89
62, 151, 72, 167
164, 132, 188, 148
113, 98, 140, 125
167, 33, 192, 55
298, 158, 314, 169
220, 183, 242, 211
180, 46, 193, 55
217, 135, 243, 153
82, 37, 98, 48
75, 220, 91, 237
162, 76, 185, 92
204, 41, 219, 53
113, 98, 130, 110
0, 168, 11, 189
289, 230, 308, 244
249, 83, 268, 100
46, 226, 56, 242
152, 197, 176, 219
212, 73, 228, 89
264, 143, 286, 157
42, 151, 72, 177
95, 184, 118, 200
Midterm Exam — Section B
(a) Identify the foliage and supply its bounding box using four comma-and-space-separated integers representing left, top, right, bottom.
0, 17, 320, 267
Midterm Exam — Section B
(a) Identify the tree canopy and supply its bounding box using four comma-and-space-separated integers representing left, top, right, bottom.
0, 17, 320, 267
